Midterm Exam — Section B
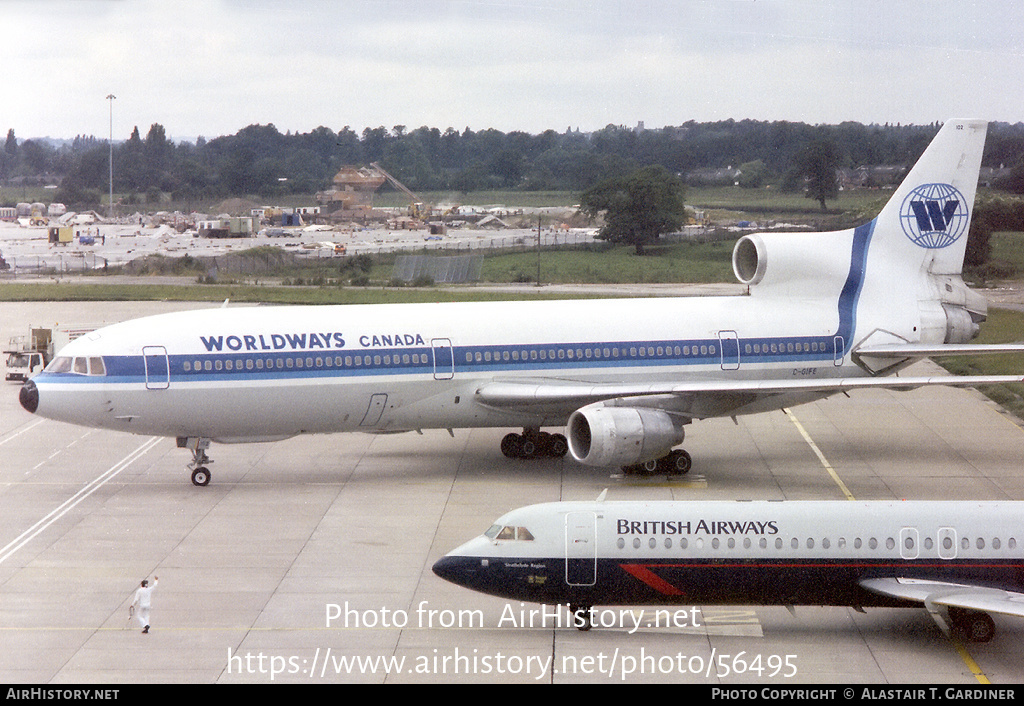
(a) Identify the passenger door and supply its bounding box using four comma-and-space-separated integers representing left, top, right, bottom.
143, 346, 169, 390
718, 330, 740, 370
565, 511, 597, 586
431, 338, 454, 380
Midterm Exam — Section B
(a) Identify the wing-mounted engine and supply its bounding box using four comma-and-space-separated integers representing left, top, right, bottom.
566, 404, 685, 467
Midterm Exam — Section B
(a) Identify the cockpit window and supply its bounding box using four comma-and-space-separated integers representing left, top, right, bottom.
486, 525, 535, 541
44, 356, 106, 376
45, 357, 73, 373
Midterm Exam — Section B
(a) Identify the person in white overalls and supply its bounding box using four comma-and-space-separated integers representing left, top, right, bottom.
131, 576, 159, 633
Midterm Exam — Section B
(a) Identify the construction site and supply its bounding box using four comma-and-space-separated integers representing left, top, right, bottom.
315, 163, 523, 233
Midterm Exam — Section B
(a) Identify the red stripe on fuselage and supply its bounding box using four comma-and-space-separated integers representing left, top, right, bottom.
619, 564, 685, 596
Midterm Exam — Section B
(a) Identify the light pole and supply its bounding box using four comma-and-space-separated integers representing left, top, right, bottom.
106, 94, 115, 219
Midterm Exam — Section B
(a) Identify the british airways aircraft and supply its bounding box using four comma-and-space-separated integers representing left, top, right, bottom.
17, 119, 1024, 485
432, 498, 1024, 642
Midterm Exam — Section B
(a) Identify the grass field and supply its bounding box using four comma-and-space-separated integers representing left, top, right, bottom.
989, 231, 1024, 272
479, 240, 736, 284
938, 307, 1024, 421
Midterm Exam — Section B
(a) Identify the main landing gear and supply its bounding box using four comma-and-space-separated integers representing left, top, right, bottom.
500, 430, 569, 460
177, 437, 213, 486
570, 604, 593, 631
947, 606, 996, 643
621, 449, 692, 476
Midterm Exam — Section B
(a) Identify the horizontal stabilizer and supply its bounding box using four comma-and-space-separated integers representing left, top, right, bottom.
861, 577, 1024, 619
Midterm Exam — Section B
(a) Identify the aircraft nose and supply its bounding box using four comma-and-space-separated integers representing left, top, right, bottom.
19, 379, 39, 414
431, 555, 477, 587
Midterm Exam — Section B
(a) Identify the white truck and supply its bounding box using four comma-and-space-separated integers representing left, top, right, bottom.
5, 324, 99, 382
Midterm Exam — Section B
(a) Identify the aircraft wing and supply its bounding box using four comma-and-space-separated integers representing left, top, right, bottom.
860, 578, 1024, 619
474, 374, 1024, 416
855, 343, 1024, 358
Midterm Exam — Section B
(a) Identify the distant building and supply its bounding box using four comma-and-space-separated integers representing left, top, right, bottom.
316, 166, 386, 211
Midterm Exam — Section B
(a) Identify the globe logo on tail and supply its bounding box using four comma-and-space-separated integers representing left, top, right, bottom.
899, 183, 969, 249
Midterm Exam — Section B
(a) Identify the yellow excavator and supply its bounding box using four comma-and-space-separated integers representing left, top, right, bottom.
370, 162, 433, 220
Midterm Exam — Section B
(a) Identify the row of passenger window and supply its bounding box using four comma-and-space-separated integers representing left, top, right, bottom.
181, 352, 433, 373
465, 339, 832, 365
465, 344, 719, 364
744, 340, 828, 355
617, 534, 1019, 553
180, 344, 726, 373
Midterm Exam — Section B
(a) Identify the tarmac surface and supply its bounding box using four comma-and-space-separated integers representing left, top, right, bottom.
2, 299, 1024, 684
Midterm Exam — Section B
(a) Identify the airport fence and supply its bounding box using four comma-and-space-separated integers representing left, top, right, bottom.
0, 253, 110, 276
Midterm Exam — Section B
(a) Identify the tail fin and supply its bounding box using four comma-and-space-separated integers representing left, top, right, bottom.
858, 119, 988, 346
871, 119, 987, 277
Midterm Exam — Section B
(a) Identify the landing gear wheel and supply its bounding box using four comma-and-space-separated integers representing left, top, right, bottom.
518, 435, 539, 459
571, 604, 593, 631
549, 433, 568, 457
621, 449, 692, 476
501, 433, 521, 458
640, 458, 660, 475
662, 449, 692, 475
181, 437, 214, 486
501, 431, 569, 459
949, 607, 995, 643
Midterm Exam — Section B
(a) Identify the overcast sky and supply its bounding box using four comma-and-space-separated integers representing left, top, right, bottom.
6, 0, 1024, 142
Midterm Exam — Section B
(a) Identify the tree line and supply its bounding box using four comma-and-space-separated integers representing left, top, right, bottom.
2, 119, 1024, 209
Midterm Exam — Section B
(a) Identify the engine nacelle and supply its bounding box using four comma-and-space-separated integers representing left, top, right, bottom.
731, 231, 853, 295
732, 233, 768, 285
942, 303, 980, 343
567, 405, 685, 467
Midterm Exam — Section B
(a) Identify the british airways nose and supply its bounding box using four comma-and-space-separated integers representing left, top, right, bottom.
432, 555, 487, 590
19, 379, 39, 414
432, 555, 471, 586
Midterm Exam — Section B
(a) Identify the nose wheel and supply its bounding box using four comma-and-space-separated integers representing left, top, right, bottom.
191, 466, 211, 486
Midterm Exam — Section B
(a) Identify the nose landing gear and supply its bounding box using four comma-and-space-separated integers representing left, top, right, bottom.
177, 437, 213, 486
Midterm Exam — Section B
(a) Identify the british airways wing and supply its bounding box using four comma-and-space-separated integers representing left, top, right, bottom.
432, 499, 1024, 642
18, 119, 1024, 485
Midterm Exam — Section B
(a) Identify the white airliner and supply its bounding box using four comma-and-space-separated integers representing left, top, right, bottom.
432, 498, 1024, 642
18, 119, 1024, 485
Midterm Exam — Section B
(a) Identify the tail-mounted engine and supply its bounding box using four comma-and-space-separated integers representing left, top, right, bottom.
921, 275, 988, 344
732, 233, 768, 286
731, 231, 853, 294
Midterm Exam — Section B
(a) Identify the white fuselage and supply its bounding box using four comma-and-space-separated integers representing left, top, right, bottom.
27, 287, 863, 442
433, 500, 1024, 611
